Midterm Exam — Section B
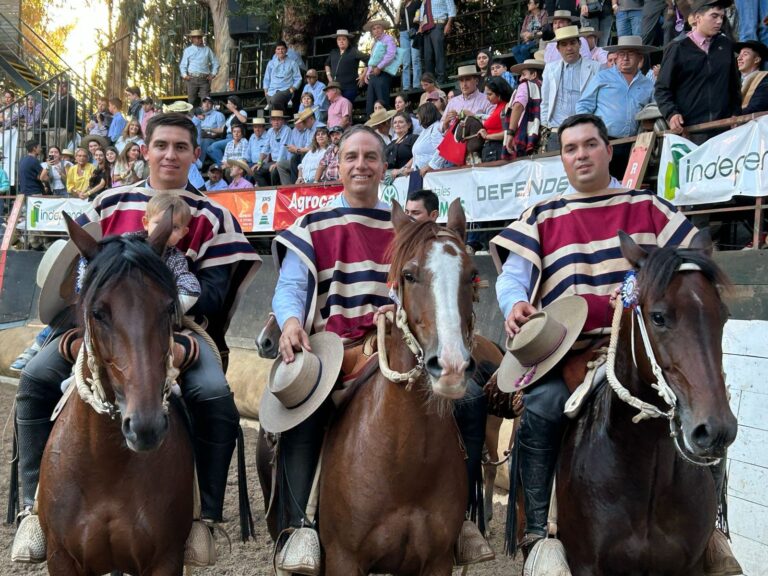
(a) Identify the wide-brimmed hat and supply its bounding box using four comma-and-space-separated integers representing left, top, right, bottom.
291, 107, 316, 124
510, 59, 546, 74
533, 39, 548, 61
579, 26, 600, 38
38, 221, 102, 324
363, 19, 392, 32
324, 81, 342, 92
551, 9, 577, 21
497, 296, 588, 393
61, 148, 75, 157
186, 29, 205, 37
259, 332, 344, 433
554, 25, 582, 43
635, 103, 663, 121
733, 39, 768, 61
81, 134, 109, 151
226, 158, 252, 176
604, 35, 660, 54
449, 64, 481, 79
251, 117, 266, 126
163, 101, 194, 114
364, 109, 397, 127
269, 109, 288, 120
689, 0, 732, 13
331, 29, 355, 38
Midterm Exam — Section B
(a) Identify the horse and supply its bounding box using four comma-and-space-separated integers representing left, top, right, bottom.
454, 115, 485, 166
556, 229, 738, 576
37, 212, 194, 576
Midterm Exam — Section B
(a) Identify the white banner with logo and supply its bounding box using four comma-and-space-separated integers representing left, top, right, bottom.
26, 196, 90, 232
658, 116, 768, 205
378, 156, 569, 222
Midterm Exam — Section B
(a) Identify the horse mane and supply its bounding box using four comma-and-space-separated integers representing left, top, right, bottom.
386, 220, 462, 285
637, 245, 730, 303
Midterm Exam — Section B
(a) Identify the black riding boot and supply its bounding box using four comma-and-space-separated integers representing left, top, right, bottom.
454, 378, 488, 525
17, 417, 53, 510
189, 394, 239, 521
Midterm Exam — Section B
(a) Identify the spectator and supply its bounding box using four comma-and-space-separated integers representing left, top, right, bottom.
655, 0, 741, 143
87, 97, 112, 137
365, 108, 396, 144
541, 26, 601, 150
45, 79, 78, 148
180, 29, 220, 105
299, 92, 316, 118
105, 147, 118, 181
734, 0, 768, 45
61, 149, 75, 164
86, 147, 111, 200
140, 98, 156, 134
14, 95, 43, 131
385, 111, 419, 178
577, 36, 657, 174
221, 123, 250, 165
373, 100, 387, 114
736, 40, 768, 114
254, 110, 291, 186
324, 29, 369, 103
114, 119, 145, 153
607, 51, 618, 67
613, 0, 644, 37
425, 90, 447, 112
490, 58, 518, 90
20, 140, 45, 196
204, 164, 228, 191
504, 59, 545, 159
418, 72, 447, 105
544, 11, 592, 62
418, 0, 457, 84
441, 65, 495, 132
476, 48, 492, 90
247, 117, 269, 173
393, 93, 423, 134
405, 188, 440, 220
363, 19, 399, 115
640, 0, 675, 46
66, 147, 95, 199
1, 89, 15, 129
410, 102, 444, 188
281, 108, 318, 184
206, 95, 248, 164
111, 142, 147, 187
226, 159, 253, 189
580, 27, 609, 64
325, 82, 353, 129
513, 0, 549, 64
301, 69, 328, 122
477, 76, 514, 162
0, 153, 8, 218
107, 98, 127, 144
198, 96, 227, 163
82, 135, 109, 165
297, 126, 330, 183
124, 86, 143, 123
264, 40, 302, 112
397, 0, 423, 90
579, 0, 614, 47
40, 146, 71, 196
315, 125, 344, 182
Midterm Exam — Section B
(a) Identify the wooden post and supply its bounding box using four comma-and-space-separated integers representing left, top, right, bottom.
754, 197, 764, 250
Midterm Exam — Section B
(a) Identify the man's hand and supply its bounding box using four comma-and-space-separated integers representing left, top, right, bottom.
269, 163, 278, 172
505, 301, 537, 338
371, 66, 381, 77
420, 165, 433, 177
374, 303, 396, 323
287, 144, 298, 154
444, 21, 452, 35
669, 113, 685, 134
279, 317, 312, 363
477, 128, 488, 140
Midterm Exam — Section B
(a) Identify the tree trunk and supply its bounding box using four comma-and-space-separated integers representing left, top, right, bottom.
202, 0, 232, 92
107, 0, 144, 100
282, 0, 373, 56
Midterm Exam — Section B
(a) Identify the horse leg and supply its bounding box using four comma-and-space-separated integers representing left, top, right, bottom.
420, 555, 454, 576
483, 415, 503, 529
323, 546, 365, 576
46, 547, 83, 576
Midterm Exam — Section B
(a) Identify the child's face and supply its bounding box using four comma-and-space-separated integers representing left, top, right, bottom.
301, 94, 313, 107
143, 213, 189, 248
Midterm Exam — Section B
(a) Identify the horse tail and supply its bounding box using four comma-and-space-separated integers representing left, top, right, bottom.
237, 425, 255, 541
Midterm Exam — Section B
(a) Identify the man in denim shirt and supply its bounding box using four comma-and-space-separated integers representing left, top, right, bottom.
264, 41, 302, 112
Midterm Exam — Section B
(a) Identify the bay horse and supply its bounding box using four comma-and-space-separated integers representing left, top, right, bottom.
556, 229, 738, 576
38, 212, 194, 576
454, 115, 485, 166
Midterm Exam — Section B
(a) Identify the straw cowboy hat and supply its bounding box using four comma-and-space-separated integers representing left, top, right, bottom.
635, 103, 663, 121
364, 109, 397, 127
61, 148, 75, 158
269, 109, 288, 119
251, 117, 267, 126
186, 29, 205, 37
323, 81, 342, 92
259, 332, 344, 433
551, 9, 578, 22
604, 35, 660, 54
37, 221, 102, 325
533, 39, 548, 61
291, 107, 316, 124
553, 25, 582, 43
449, 64, 481, 79
162, 101, 194, 114
331, 29, 355, 38
510, 59, 546, 75
579, 26, 600, 38
226, 158, 253, 176
81, 134, 109, 151
497, 296, 588, 393
363, 19, 392, 32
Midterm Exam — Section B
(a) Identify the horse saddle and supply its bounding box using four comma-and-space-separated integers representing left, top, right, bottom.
563, 341, 609, 419
331, 331, 380, 407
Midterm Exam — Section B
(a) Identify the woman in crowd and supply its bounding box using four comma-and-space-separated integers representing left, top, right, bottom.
476, 49, 492, 90
393, 93, 422, 135
115, 119, 145, 153
40, 146, 70, 196
111, 142, 147, 187
324, 29, 368, 103
513, 0, 548, 64
407, 103, 443, 191
385, 112, 418, 179
299, 91, 316, 117
373, 100, 387, 115
67, 148, 95, 199
86, 147, 111, 200
503, 58, 545, 159
365, 108, 396, 145
297, 126, 330, 183
477, 76, 513, 162
226, 159, 253, 189
418, 73, 446, 106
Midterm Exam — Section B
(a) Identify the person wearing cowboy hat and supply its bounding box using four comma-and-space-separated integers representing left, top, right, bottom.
579, 26, 608, 65
275, 107, 318, 185
324, 29, 369, 103
576, 35, 656, 173
543, 10, 592, 63
735, 40, 768, 114
439, 65, 494, 132
418, 0, 457, 84
180, 28, 219, 105
263, 40, 303, 113
203, 163, 227, 191
324, 81, 354, 129
655, 0, 740, 143
225, 158, 253, 189
504, 59, 545, 159
364, 108, 397, 144
540, 25, 601, 151
206, 95, 248, 165
253, 109, 291, 186
246, 117, 269, 173
362, 19, 398, 115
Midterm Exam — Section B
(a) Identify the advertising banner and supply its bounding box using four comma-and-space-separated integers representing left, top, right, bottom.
26, 196, 90, 232
208, 189, 277, 233
273, 185, 343, 230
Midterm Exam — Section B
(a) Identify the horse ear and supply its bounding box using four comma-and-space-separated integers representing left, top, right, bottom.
688, 227, 713, 256
391, 200, 411, 232
148, 208, 174, 255
64, 213, 99, 261
618, 230, 647, 269
446, 199, 466, 242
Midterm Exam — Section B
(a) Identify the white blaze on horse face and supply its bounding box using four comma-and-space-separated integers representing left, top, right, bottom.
426, 240, 470, 397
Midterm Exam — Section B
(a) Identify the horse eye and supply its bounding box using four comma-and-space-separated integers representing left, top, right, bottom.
650, 312, 665, 327
91, 309, 108, 323
402, 271, 416, 283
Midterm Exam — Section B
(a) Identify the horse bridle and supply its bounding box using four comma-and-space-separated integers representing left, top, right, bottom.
605, 263, 722, 467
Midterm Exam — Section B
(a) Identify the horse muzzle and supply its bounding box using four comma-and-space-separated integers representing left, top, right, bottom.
681, 410, 738, 458
425, 352, 475, 400
121, 410, 170, 452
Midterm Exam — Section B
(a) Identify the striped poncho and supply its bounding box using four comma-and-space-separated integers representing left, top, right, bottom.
490, 188, 695, 341
273, 206, 394, 342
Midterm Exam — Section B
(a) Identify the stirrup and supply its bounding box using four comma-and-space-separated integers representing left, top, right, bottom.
274, 527, 321, 576
704, 529, 742, 576
455, 520, 495, 566
523, 536, 572, 576
184, 519, 219, 567
11, 510, 47, 563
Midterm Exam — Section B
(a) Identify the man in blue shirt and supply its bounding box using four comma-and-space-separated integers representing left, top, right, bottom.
107, 98, 127, 145
277, 108, 318, 185
19, 140, 45, 196
180, 29, 220, 105
419, 0, 457, 84
264, 41, 302, 113
204, 164, 229, 191
301, 69, 329, 122
247, 117, 269, 173
198, 96, 226, 164
254, 110, 292, 186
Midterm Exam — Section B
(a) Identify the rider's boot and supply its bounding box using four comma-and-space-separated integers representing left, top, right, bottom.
11, 416, 53, 563
273, 404, 328, 576
185, 393, 239, 567
704, 458, 742, 576
454, 377, 494, 566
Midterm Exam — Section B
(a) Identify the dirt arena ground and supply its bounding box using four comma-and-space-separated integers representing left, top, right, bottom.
0, 380, 522, 575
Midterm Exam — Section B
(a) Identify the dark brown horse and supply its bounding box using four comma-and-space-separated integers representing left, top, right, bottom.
557, 229, 738, 576
38, 213, 194, 576
454, 115, 485, 165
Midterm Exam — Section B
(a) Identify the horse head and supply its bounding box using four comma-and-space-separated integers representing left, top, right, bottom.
619, 229, 737, 459
65, 210, 180, 452
389, 199, 477, 399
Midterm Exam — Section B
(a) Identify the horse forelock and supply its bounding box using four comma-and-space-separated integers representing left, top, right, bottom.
386, 220, 463, 286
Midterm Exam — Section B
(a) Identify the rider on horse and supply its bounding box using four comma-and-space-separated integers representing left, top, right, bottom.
267, 125, 492, 574
12, 113, 261, 564
490, 113, 740, 575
